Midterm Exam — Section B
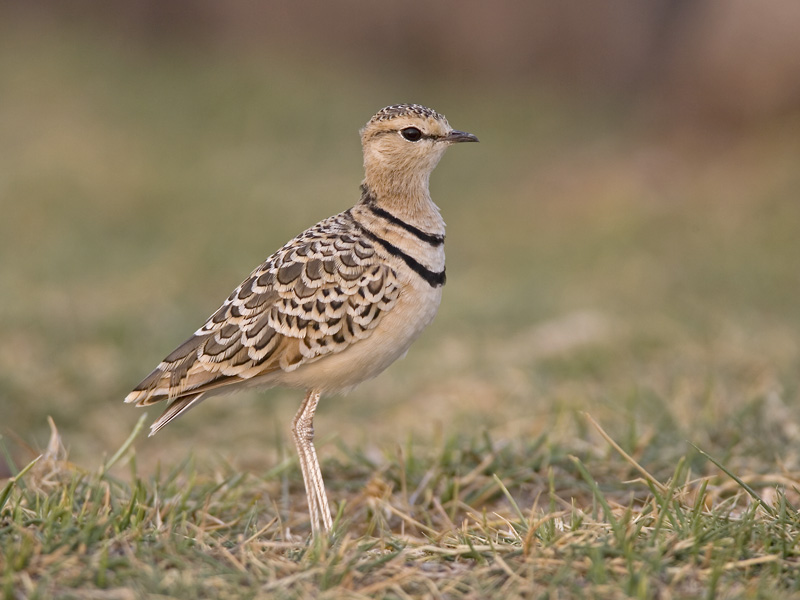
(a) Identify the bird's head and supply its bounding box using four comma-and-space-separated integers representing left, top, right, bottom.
360, 104, 478, 193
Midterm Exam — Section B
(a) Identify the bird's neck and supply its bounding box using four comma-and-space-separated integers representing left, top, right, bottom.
359, 174, 445, 236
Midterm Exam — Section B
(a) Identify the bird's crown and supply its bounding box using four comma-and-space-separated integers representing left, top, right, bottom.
367, 104, 447, 126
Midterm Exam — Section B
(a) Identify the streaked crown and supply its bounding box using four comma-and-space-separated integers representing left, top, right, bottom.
367, 104, 448, 126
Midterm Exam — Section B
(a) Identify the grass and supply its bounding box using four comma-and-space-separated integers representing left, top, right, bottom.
4, 416, 800, 598
2, 15, 800, 599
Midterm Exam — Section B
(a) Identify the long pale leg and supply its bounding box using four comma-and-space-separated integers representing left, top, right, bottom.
291, 389, 332, 536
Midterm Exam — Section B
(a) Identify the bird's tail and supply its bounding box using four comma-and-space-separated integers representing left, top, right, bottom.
148, 393, 206, 437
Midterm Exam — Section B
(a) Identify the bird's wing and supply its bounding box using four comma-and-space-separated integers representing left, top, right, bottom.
125, 216, 401, 412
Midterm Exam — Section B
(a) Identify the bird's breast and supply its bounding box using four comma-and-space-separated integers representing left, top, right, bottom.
273, 276, 442, 394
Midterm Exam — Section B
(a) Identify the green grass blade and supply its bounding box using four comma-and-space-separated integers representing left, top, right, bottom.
691, 444, 776, 517
492, 473, 527, 526
100, 414, 147, 477
0, 455, 41, 512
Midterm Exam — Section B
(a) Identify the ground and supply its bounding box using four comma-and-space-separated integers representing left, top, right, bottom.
2, 21, 800, 599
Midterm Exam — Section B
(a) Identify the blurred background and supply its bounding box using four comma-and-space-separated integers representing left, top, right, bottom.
2, 1, 799, 476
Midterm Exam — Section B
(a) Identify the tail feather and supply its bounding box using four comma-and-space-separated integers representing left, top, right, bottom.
148, 393, 206, 437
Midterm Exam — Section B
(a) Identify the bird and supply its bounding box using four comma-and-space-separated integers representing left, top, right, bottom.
125, 104, 478, 536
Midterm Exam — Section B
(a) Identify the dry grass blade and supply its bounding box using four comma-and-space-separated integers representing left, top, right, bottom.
584, 412, 668, 494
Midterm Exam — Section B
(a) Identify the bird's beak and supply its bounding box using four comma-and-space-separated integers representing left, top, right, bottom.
444, 130, 479, 143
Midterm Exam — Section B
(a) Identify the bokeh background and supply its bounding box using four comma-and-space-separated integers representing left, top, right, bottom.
2, 1, 799, 477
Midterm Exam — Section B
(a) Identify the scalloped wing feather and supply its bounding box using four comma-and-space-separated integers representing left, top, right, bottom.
124, 214, 401, 411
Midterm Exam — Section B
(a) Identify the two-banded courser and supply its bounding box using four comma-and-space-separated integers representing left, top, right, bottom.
126, 104, 478, 536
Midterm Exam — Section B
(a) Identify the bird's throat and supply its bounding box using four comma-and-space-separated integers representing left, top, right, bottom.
359, 180, 445, 237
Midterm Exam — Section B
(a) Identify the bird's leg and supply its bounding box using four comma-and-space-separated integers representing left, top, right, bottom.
302, 392, 333, 534
291, 401, 320, 532
291, 389, 332, 536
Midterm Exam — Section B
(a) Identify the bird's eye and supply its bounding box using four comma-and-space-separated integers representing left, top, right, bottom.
400, 127, 423, 142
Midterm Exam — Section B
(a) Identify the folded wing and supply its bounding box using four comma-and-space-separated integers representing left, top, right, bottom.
125, 218, 400, 432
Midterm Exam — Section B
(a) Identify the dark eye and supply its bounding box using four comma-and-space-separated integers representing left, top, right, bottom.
400, 127, 423, 142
